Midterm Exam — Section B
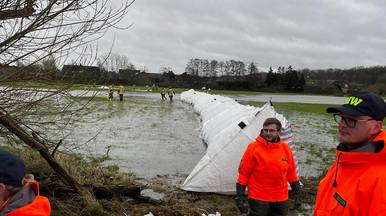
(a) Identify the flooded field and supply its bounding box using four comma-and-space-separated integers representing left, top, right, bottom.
63, 92, 338, 181
66, 94, 206, 178
0, 90, 340, 215
277, 109, 337, 177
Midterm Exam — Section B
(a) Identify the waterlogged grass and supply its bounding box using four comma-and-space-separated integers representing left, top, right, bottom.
0, 81, 333, 95
275, 102, 331, 116
246, 101, 332, 116
249, 101, 386, 126
0, 145, 137, 186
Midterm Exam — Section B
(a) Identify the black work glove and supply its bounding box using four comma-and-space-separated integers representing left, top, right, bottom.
290, 180, 302, 210
234, 196, 248, 215
293, 193, 301, 210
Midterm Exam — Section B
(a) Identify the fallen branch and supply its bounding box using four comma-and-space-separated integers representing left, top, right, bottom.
0, 108, 96, 205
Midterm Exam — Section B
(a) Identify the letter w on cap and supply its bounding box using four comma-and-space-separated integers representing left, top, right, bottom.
346, 96, 363, 106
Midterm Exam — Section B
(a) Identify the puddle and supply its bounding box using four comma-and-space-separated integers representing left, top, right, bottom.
140, 189, 164, 201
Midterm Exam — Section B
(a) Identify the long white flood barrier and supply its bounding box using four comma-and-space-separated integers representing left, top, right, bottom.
180, 89, 298, 194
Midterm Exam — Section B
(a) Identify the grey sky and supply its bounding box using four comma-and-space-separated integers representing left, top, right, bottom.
95, 0, 386, 74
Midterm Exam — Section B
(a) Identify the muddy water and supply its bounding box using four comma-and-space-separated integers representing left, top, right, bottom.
65, 92, 339, 180
66, 94, 206, 178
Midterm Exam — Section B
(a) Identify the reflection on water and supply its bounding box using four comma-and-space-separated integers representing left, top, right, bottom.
33, 92, 342, 179
66, 95, 206, 178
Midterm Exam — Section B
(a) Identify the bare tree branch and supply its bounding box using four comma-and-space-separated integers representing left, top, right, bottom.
0, 0, 136, 207
0, 108, 96, 205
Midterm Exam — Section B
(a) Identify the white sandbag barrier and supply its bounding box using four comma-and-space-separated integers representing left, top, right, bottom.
180, 89, 298, 194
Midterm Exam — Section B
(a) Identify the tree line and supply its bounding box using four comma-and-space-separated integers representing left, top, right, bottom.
265, 66, 306, 91
185, 58, 259, 77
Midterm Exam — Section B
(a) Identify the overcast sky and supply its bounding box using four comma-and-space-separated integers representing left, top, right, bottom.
95, 0, 386, 74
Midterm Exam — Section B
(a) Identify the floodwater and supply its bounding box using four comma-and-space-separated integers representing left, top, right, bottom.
64, 92, 339, 179
278, 110, 337, 177
66, 94, 206, 178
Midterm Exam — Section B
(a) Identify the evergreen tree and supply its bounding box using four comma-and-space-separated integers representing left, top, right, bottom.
298, 73, 306, 90
265, 66, 274, 87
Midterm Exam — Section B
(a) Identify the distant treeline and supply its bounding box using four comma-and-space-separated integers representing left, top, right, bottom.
1, 59, 385, 95
183, 58, 385, 95
298, 66, 386, 95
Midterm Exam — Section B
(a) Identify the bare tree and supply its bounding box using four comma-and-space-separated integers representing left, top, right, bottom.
0, 0, 134, 67
98, 52, 135, 73
0, 0, 136, 206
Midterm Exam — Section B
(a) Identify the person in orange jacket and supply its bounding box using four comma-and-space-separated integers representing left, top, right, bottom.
314, 91, 386, 216
0, 150, 51, 216
236, 118, 301, 216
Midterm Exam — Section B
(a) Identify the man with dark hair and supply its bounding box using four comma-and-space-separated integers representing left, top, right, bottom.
236, 117, 301, 216
314, 91, 386, 215
0, 150, 51, 216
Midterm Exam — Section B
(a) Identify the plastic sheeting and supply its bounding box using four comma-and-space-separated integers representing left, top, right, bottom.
180, 89, 297, 193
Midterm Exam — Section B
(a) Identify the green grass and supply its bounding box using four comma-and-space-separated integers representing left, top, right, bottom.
246, 101, 332, 116
275, 102, 332, 116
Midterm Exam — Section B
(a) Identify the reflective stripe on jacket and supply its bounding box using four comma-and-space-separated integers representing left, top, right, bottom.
313, 130, 386, 216
237, 135, 299, 202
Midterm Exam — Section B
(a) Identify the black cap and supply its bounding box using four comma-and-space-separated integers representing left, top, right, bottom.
326, 91, 386, 121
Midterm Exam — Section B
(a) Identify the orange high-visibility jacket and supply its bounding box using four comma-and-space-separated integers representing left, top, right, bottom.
237, 135, 299, 202
5, 182, 51, 216
314, 130, 386, 216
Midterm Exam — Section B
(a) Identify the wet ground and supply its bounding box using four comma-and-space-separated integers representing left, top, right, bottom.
277, 109, 337, 177
63, 92, 338, 181
66, 94, 206, 179
0, 90, 341, 215
233, 94, 346, 105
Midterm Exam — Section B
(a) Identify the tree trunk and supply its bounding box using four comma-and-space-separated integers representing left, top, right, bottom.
0, 109, 96, 205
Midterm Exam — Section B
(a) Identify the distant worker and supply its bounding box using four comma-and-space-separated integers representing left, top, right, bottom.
161, 88, 167, 100
167, 88, 175, 102
314, 91, 386, 215
236, 118, 301, 216
108, 86, 114, 101
0, 150, 51, 215
118, 85, 124, 101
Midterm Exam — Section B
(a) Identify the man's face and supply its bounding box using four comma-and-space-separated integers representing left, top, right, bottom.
262, 123, 280, 142
336, 113, 380, 145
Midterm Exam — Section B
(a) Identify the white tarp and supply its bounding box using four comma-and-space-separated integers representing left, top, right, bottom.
180, 89, 296, 193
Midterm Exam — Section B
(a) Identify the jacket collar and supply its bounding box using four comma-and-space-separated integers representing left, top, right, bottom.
256, 135, 281, 149
336, 130, 386, 165
0, 185, 37, 215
